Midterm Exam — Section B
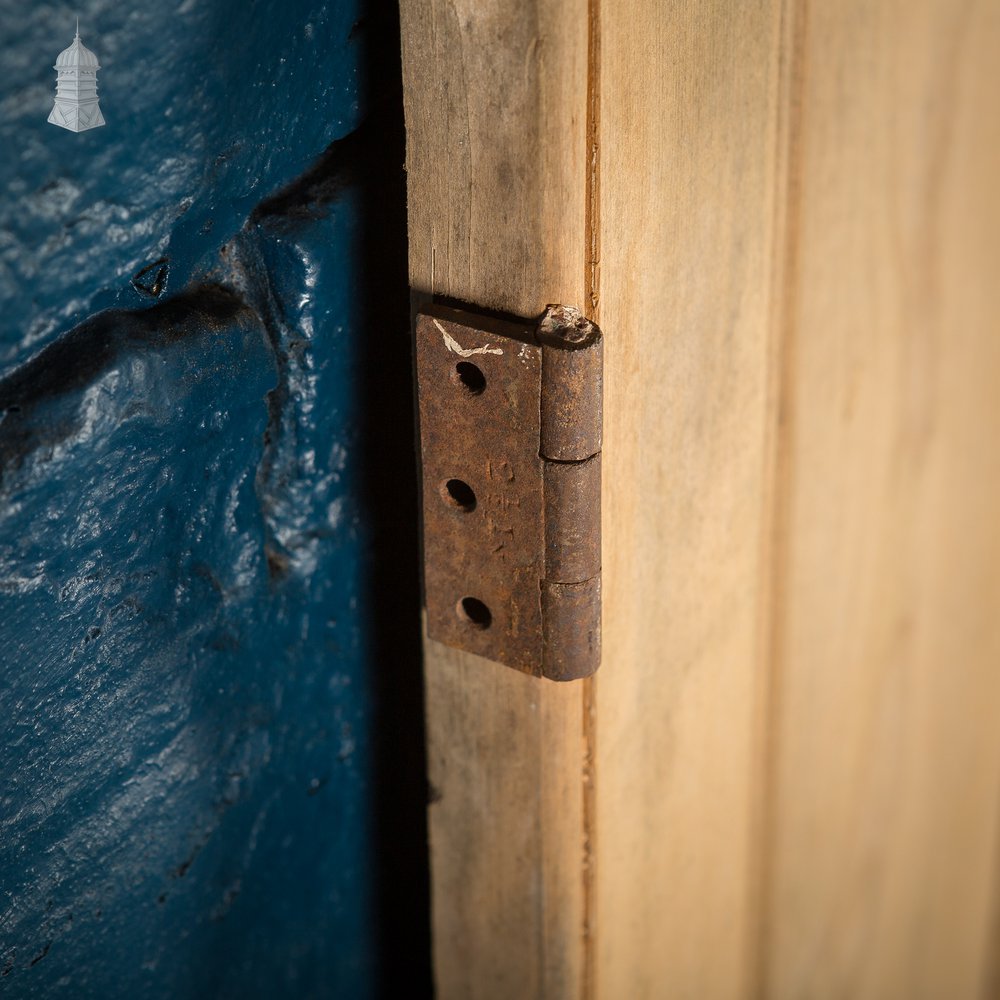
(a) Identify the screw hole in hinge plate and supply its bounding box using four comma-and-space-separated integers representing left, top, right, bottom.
440, 478, 477, 512
453, 361, 486, 395
457, 596, 492, 630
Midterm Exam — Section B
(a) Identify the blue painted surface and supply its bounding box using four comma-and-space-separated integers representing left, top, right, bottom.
0, 2, 427, 997
0, 0, 364, 367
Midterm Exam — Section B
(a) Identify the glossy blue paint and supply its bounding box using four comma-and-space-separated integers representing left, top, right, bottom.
0, 2, 427, 996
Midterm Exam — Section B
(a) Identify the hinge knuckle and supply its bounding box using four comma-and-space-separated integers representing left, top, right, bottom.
541, 577, 602, 681
538, 304, 603, 462
543, 453, 601, 583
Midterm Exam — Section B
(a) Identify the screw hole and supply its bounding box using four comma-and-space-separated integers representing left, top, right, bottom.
458, 597, 492, 629
454, 361, 486, 395
440, 478, 477, 512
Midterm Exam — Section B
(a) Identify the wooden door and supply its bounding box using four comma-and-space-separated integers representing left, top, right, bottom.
399, 1, 1000, 996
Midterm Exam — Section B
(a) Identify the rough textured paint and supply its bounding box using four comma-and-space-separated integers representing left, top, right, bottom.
0, 2, 428, 997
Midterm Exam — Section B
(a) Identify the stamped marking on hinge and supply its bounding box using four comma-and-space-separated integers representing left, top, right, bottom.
415, 303, 603, 681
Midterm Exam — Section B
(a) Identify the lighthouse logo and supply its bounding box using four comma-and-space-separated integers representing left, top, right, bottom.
48, 20, 106, 132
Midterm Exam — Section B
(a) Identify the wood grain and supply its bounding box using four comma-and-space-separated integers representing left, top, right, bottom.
399, 1, 590, 995
401, 0, 1000, 996
400, 0, 587, 315
762, 3, 1000, 997
422, 641, 587, 998
594, 3, 786, 996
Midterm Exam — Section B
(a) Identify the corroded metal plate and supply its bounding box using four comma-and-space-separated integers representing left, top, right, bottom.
416, 305, 546, 674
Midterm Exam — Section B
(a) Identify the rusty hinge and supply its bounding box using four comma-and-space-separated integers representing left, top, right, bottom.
415, 303, 602, 681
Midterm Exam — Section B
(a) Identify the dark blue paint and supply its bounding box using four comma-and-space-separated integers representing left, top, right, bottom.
0, 0, 363, 368
0, 1, 427, 997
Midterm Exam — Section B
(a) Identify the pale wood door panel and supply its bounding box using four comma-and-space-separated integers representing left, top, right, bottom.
399, 1, 1000, 997
596, 2, 786, 996
763, 3, 1000, 997
399, 1, 590, 996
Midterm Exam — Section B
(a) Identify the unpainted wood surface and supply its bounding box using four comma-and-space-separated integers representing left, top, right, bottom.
762, 3, 1000, 997
595, 2, 786, 996
401, 0, 1000, 997
400, 0, 587, 316
399, 1, 590, 996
